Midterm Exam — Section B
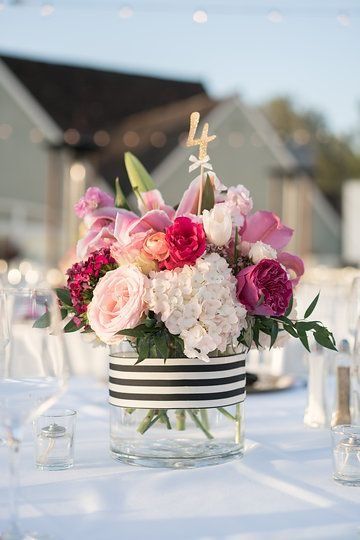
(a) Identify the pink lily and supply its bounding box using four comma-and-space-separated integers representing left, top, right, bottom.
277, 252, 305, 286
76, 224, 116, 260
176, 172, 226, 217
83, 206, 120, 230
242, 211, 293, 250
137, 189, 175, 220
114, 209, 172, 244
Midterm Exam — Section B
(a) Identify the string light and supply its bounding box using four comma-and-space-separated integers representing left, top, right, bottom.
193, 9, 208, 24
64, 128, 80, 145
7, 269, 21, 286
118, 5, 133, 19
70, 162, 86, 182
40, 2, 54, 16
93, 130, 110, 147
0, 260, 8, 274
150, 131, 167, 148
123, 130, 139, 148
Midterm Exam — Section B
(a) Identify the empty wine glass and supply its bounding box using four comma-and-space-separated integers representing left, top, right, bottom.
0, 289, 69, 540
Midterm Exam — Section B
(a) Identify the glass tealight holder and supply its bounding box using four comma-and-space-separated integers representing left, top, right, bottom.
331, 424, 360, 486
34, 409, 77, 470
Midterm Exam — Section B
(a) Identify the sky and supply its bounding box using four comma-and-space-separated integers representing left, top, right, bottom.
0, 0, 359, 135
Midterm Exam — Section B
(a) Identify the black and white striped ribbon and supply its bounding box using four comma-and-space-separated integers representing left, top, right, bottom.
109, 354, 246, 409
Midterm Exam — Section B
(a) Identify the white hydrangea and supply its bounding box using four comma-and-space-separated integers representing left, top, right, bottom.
248, 241, 277, 264
146, 253, 247, 361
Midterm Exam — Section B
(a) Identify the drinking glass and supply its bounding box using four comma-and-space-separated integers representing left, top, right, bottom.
0, 289, 69, 540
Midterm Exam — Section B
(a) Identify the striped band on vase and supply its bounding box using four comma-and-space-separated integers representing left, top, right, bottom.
109, 354, 246, 409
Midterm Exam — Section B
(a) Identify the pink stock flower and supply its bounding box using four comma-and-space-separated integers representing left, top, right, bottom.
277, 252, 304, 286
242, 211, 293, 250
66, 248, 117, 316
223, 185, 253, 227
74, 187, 114, 219
76, 224, 116, 260
137, 189, 175, 220
162, 216, 206, 270
236, 259, 292, 317
87, 265, 148, 344
143, 232, 169, 261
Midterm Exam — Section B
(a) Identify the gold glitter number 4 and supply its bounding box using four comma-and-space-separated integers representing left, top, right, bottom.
186, 111, 216, 161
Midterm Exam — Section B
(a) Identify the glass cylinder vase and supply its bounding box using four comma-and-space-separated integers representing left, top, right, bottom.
109, 344, 246, 468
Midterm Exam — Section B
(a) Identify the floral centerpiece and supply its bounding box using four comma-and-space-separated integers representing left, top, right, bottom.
43, 113, 335, 467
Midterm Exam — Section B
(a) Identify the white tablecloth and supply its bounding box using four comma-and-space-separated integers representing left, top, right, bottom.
0, 378, 359, 540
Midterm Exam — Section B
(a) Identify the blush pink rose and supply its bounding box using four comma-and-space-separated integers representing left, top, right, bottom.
236, 259, 292, 317
143, 232, 169, 261
162, 216, 206, 270
87, 265, 148, 344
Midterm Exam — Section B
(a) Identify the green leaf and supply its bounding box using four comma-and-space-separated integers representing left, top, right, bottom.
200, 174, 215, 213
64, 318, 82, 333
33, 311, 50, 329
60, 308, 68, 320
314, 329, 337, 351
285, 295, 294, 317
125, 152, 156, 194
297, 328, 311, 352
55, 288, 73, 308
114, 177, 131, 210
155, 333, 169, 359
304, 292, 320, 319
137, 336, 150, 362
283, 324, 298, 338
270, 322, 279, 348
296, 321, 318, 332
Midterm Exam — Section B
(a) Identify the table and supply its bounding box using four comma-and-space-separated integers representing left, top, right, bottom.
1, 378, 359, 540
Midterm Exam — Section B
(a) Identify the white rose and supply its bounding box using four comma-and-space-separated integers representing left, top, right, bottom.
202, 204, 232, 247
249, 241, 277, 264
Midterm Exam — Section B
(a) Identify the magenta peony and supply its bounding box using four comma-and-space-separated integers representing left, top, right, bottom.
162, 217, 206, 270
236, 259, 292, 316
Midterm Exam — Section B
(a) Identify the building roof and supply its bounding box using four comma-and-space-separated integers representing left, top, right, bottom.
0, 54, 206, 148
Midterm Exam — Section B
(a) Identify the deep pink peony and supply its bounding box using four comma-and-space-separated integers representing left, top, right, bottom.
162, 216, 206, 270
236, 259, 292, 317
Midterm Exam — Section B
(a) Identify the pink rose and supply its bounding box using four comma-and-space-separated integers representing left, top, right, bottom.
162, 217, 206, 270
242, 211, 293, 250
277, 252, 304, 286
87, 265, 148, 344
143, 232, 169, 261
236, 259, 292, 316
75, 187, 114, 219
